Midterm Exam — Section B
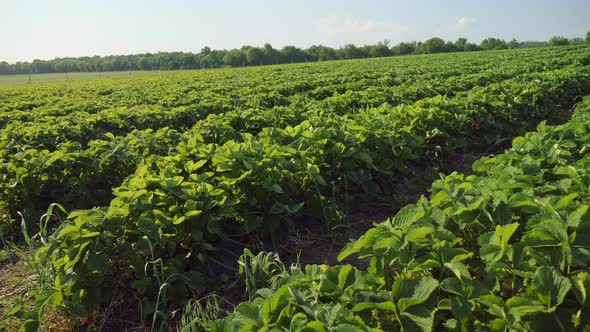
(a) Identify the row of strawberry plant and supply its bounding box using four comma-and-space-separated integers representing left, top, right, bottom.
203, 95, 590, 331
2, 45, 586, 140
20, 67, 590, 326
2, 64, 588, 239
3, 48, 581, 153
0, 128, 183, 237
2, 45, 583, 119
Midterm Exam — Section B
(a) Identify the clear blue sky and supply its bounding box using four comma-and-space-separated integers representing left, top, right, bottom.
1, 0, 588, 63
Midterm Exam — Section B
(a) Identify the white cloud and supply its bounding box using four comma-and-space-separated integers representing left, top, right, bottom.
449, 16, 477, 32
314, 16, 409, 46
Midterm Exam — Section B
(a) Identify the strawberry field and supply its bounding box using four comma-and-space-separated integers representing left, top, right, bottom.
1, 45, 590, 331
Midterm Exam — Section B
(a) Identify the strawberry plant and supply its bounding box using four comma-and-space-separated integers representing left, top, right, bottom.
1, 46, 589, 331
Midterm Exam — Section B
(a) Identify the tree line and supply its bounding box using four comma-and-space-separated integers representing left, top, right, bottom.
1, 33, 588, 75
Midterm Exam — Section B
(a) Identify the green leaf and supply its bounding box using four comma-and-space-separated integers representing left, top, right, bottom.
489, 318, 507, 332
337, 244, 358, 262
440, 278, 469, 296
505, 296, 544, 317
337, 265, 356, 290
392, 205, 422, 228
304, 321, 327, 331
439, 278, 478, 318
397, 277, 439, 312
479, 223, 519, 265
235, 302, 261, 325
476, 294, 504, 317
406, 226, 434, 242
289, 312, 308, 331
444, 262, 471, 279
216, 162, 233, 172
287, 287, 308, 306
333, 324, 365, 332
555, 193, 579, 210
173, 216, 186, 225
42, 292, 64, 309
105, 206, 129, 219
532, 266, 571, 311
19, 212, 31, 247
480, 244, 503, 265
185, 210, 203, 218
261, 287, 290, 325
315, 175, 328, 186
571, 272, 589, 306
497, 223, 519, 244
352, 301, 396, 312
271, 183, 283, 193
567, 205, 588, 227
160, 176, 184, 190
400, 305, 436, 332
185, 159, 207, 173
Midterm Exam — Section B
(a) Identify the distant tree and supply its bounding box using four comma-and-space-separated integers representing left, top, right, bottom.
587, 31, 590, 43
366, 41, 392, 57
125, 56, 138, 71
155, 53, 178, 70
222, 49, 246, 67
548, 36, 569, 46
31, 59, 52, 73
518, 40, 548, 48
303, 45, 320, 61
261, 43, 278, 64
420, 37, 446, 53
415, 41, 423, 53
454, 38, 467, 51
53, 61, 66, 73
336, 44, 366, 59
321, 46, 337, 61
443, 41, 456, 52
311, 45, 337, 61
508, 38, 519, 49
180, 53, 198, 69
200, 50, 224, 68
13, 62, 31, 74
463, 42, 480, 51
391, 41, 416, 55
137, 57, 152, 70
280, 46, 305, 63
305, 45, 337, 62
480, 37, 508, 50
201, 47, 211, 55
0, 61, 12, 75
569, 37, 585, 45
246, 47, 264, 66
444, 39, 466, 53
1, 34, 573, 75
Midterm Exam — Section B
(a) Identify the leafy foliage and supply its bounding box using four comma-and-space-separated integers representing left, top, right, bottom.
203, 96, 590, 331
1, 46, 590, 331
